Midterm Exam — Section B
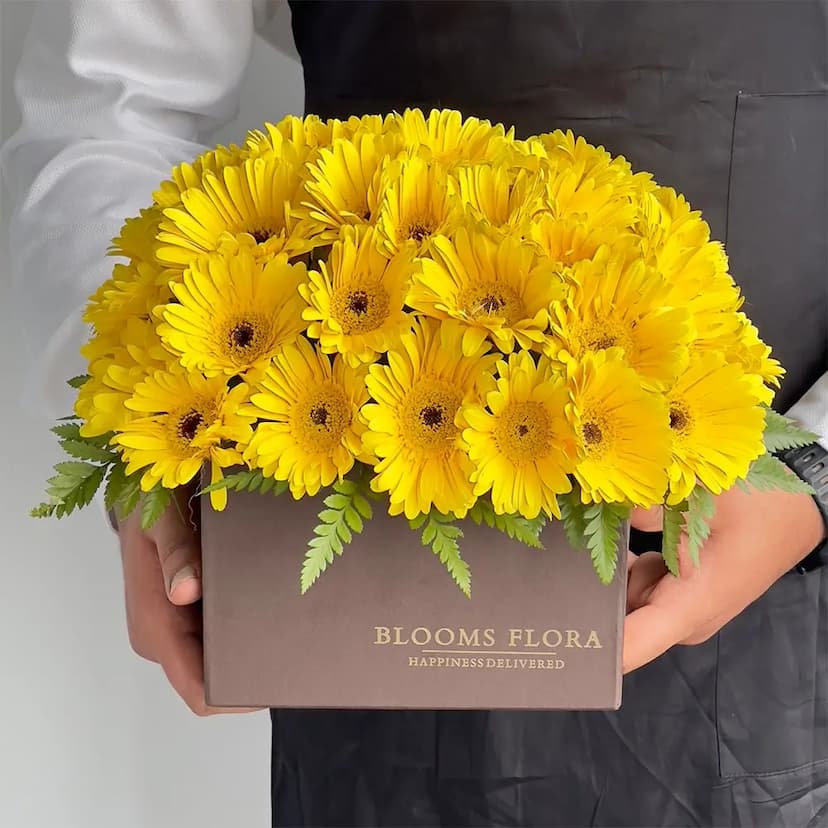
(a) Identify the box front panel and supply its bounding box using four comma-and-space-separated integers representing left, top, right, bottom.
202, 491, 626, 710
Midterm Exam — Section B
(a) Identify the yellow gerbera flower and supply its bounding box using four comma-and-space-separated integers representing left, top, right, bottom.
241, 337, 371, 498
362, 318, 498, 519
393, 108, 509, 166
300, 227, 416, 365
546, 165, 637, 231
77, 352, 155, 437
156, 153, 308, 268
715, 312, 783, 405
376, 153, 461, 256
666, 353, 767, 504
153, 144, 248, 209
460, 351, 577, 519
84, 261, 172, 339
735, 315, 784, 388
407, 228, 563, 356
566, 349, 671, 506
549, 246, 691, 389
635, 186, 710, 256
107, 207, 163, 264
535, 129, 652, 197
77, 314, 176, 437
450, 164, 545, 234
528, 213, 623, 270
157, 247, 306, 379
114, 371, 253, 510
301, 133, 393, 240
244, 114, 334, 164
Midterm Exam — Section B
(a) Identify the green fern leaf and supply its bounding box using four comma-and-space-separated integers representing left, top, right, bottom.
199, 469, 289, 497
762, 408, 819, 453
30, 502, 58, 519
140, 486, 172, 531
51, 423, 82, 441
300, 478, 372, 594
112, 465, 143, 522
686, 486, 715, 566
661, 503, 687, 576
67, 374, 91, 389
59, 439, 117, 463
742, 453, 816, 495
559, 487, 589, 552
411, 512, 471, 597
468, 499, 545, 549
583, 502, 628, 584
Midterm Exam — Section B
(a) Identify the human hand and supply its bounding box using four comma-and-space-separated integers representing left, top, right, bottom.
117, 487, 259, 715
623, 483, 825, 673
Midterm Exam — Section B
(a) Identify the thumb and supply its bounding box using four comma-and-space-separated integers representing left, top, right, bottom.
630, 505, 663, 533
143, 488, 202, 606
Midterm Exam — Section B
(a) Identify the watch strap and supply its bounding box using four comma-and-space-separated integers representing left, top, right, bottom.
777, 442, 828, 574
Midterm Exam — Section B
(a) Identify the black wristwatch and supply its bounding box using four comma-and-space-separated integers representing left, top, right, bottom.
778, 442, 828, 574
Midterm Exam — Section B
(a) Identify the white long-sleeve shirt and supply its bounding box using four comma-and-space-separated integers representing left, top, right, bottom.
2, 0, 826, 444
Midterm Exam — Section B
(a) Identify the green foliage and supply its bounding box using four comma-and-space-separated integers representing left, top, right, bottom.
67, 374, 91, 389
559, 487, 589, 552
740, 453, 816, 496
762, 408, 819, 454
32, 423, 122, 521
411, 511, 471, 597
199, 468, 289, 497
301, 478, 373, 594
583, 502, 628, 585
686, 486, 715, 566
51, 423, 83, 441
105, 460, 143, 521
59, 439, 117, 463
661, 503, 687, 576
467, 499, 545, 549
140, 485, 172, 531
31, 460, 107, 520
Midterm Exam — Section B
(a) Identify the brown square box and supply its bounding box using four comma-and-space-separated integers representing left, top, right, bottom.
201, 489, 627, 710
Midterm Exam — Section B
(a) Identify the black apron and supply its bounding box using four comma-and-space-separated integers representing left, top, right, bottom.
270, 2, 828, 825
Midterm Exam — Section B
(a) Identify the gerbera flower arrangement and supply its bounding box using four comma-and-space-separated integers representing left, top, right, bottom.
33, 109, 817, 595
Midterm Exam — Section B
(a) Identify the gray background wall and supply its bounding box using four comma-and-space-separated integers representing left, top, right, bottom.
0, 2, 304, 825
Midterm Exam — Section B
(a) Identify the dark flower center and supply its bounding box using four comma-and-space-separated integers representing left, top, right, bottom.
582, 422, 603, 445
347, 291, 370, 315
250, 228, 273, 244
310, 405, 330, 428
409, 223, 432, 242
590, 335, 617, 350
231, 321, 255, 348
481, 294, 505, 314
420, 405, 444, 428
517, 423, 530, 437
178, 411, 204, 442
669, 407, 688, 431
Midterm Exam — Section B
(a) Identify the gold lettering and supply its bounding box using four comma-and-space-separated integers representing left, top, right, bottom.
435, 627, 455, 646
408, 656, 419, 667
554, 659, 565, 669
411, 627, 431, 646
393, 626, 408, 645
486, 658, 496, 668
458, 628, 480, 647
566, 629, 582, 648
542, 629, 563, 648
483, 628, 496, 647
524, 628, 540, 648
496, 658, 505, 668
584, 630, 603, 649
508, 629, 523, 647
375, 626, 391, 645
